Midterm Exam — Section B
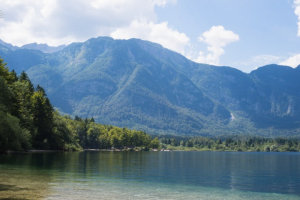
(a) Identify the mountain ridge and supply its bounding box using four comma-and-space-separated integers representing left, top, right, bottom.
0, 37, 299, 136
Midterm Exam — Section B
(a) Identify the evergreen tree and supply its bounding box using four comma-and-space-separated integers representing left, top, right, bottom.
31, 85, 54, 149
0, 57, 161, 152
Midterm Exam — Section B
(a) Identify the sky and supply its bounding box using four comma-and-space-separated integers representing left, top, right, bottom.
0, 0, 300, 72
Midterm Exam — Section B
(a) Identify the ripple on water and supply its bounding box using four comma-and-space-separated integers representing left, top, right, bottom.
45, 179, 300, 200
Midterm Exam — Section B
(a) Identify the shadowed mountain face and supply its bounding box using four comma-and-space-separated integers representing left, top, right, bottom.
1, 37, 300, 136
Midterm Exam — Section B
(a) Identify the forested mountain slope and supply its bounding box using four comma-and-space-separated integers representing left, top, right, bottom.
1, 37, 300, 136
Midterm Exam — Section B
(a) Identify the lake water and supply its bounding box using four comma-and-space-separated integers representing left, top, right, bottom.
0, 151, 300, 200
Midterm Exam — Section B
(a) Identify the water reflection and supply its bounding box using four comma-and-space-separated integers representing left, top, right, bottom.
0, 151, 300, 199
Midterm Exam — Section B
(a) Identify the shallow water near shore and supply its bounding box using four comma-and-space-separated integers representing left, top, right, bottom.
0, 151, 300, 200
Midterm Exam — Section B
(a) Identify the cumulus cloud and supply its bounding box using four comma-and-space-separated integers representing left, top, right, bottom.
0, 0, 241, 66
295, 0, 300, 36
111, 20, 189, 55
194, 26, 239, 65
251, 55, 282, 66
0, 0, 241, 67
280, 54, 300, 68
231, 55, 282, 72
0, 0, 177, 46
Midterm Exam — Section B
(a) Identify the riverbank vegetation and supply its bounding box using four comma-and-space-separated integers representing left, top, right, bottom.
0, 58, 159, 152
1, 57, 300, 153
160, 135, 300, 152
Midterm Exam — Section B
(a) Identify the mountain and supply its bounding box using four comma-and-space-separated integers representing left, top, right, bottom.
0, 37, 300, 136
0, 39, 18, 50
21, 43, 66, 53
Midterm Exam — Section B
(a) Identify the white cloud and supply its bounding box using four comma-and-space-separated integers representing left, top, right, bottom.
0, 0, 242, 68
0, 0, 239, 67
295, 0, 300, 36
0, 0, 177, 46
280, 54, 300, 68
111, 20, 189, 55
252, 55, 282, 65
194, 26, 239, 65
232, 54, 300, 72
231, 55, 283, 72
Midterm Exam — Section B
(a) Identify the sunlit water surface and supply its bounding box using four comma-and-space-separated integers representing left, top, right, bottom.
0, 151, 300, 200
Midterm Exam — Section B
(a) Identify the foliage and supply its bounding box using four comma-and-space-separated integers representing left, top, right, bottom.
62, 116, 156, 150
2, 55, 299, 153
3, 37, 300, 136
0, 110, 31, 152
0, 57, 159, 152
160, 135, 300, 152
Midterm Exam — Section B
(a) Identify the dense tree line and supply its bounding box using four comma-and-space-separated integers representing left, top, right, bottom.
0, 58, 159, 152
2, 56, 300, 153
59, 115, 160, 150
160, 135, 300, 152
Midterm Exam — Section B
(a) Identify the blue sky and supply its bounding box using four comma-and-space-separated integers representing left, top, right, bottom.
0, 0, 300, 72
155, 0, 300, 71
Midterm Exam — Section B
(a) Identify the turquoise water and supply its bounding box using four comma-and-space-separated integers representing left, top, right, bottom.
0, 151, 300, 199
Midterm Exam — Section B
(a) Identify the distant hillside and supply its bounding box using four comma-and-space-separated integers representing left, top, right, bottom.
0, 57, 159, 152
21, 43, 66, 53
1, 37, 300, 136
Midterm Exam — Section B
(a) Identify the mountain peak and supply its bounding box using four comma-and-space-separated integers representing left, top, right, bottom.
251, 64, 294, 74
0, 39, 18, 50
1, 37, 300, 136
21, 43, 66, 53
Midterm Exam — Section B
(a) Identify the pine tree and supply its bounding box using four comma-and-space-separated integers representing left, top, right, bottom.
31, 85, 54, 149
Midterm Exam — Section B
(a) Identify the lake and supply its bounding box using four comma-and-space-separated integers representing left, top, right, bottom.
0, 151, 300, 200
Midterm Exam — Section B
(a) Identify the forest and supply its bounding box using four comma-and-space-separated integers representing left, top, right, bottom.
160, 135, 300, 152
1, 56, 300, 153
0, 57, 159, 153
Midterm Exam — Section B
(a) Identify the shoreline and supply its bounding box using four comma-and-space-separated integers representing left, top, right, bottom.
2, 148, 300, 154
2, 148, 161, 154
